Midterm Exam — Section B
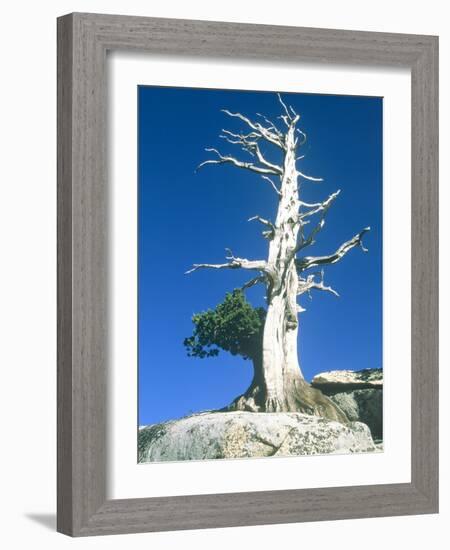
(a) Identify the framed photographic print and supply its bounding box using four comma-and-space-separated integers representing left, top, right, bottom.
57, 13, 438, 536
137, 86, 383, 462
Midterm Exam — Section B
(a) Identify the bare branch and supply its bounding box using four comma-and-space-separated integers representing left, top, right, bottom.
288, 104, 298, 119
219, 134, 245, 146
296, 218, 326, 253
312, 281, 339, 297
293, 191, 341, 255
240, 275, 267, 291
186, 248, 268, 275
261, 175, 282, 196
221, 129, 260, 141
221, 109, 285, 149
219, 129, 283, 174
297, 270, 339, 298
277, 93, 292, 121
256, 113, 282, 136
299, 199, 326, 209
278, 114, 290, 128
185, 263, 235, 274
248, 215, 275, 230
248, 215, 276, 240
296, 128, 307, 145
297, 170, 324, 182
297, 227, 371, 272
220, 130, 261, 151
197, 148, 280, 176
300, 190, 341, 219
252, 143, 283, 174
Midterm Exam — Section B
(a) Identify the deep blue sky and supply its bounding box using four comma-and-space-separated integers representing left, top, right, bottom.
138, 86, 382, 426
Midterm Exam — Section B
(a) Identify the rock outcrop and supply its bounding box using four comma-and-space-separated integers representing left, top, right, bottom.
311, 368, 382, 393
311, 369, 383, 440
139, 411, 377, 463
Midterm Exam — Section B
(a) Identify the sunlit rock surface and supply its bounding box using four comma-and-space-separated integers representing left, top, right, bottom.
311, 368, 382, 392
138, 411, 377, 463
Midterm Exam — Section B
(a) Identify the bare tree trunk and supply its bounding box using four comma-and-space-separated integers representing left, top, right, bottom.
226, 337, 347, 423
261, 118, 301, 411
256, 121, 346, 422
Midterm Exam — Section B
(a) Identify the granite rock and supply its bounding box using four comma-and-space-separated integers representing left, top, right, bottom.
139, 411, 377, 463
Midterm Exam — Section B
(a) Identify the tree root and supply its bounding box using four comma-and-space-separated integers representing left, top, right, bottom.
224, 379, 348, 423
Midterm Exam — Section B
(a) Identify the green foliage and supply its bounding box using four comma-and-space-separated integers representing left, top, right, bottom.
184, 290, 266, 361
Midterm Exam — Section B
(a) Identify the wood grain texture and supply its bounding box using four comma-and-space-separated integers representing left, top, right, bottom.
57, 12, 439, 537
57, 13, 74, 535
410, 35, 439, 506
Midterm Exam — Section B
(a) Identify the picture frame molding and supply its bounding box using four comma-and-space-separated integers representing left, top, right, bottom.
57, 12, 438, 536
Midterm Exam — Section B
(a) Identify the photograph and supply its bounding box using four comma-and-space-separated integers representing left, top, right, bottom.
137, 86, 383, 462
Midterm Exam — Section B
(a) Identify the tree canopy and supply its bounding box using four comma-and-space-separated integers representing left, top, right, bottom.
184, 290, 266, 362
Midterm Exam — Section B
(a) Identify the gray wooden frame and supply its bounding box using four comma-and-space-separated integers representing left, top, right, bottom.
57, 12, 438, 537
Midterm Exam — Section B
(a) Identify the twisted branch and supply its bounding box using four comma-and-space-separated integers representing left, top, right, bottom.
297, 227, 371, 272
256, 113, 283, 136
248, 215, 276, 239
240, 275, 267, 291
293, 190, 341, 255
297, 270, 339, 298
300, 190, 341, 219
248, 215, 276, 231
221, 109, 285, 150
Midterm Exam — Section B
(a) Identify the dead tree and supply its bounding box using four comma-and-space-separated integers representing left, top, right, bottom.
187, 94, 369, 421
